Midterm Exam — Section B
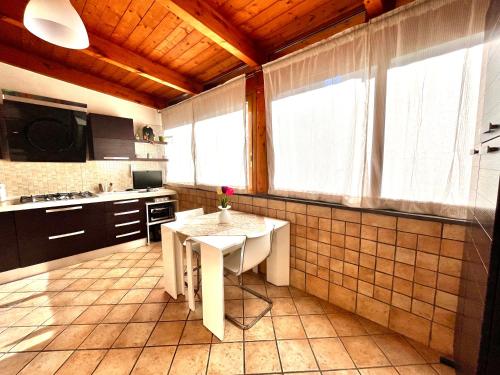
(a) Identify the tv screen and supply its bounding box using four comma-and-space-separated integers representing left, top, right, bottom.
133, 170, 163, 190
1, 99, 87, 162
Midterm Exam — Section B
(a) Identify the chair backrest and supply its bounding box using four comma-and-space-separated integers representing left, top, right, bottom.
175, 208, 204, 221
238, 228, 274, 275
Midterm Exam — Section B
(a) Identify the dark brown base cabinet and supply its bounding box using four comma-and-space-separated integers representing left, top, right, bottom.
10, 199, 148, 269
0, 212, 20, 272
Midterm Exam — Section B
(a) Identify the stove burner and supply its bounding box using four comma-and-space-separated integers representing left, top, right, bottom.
19, 191, 97, 204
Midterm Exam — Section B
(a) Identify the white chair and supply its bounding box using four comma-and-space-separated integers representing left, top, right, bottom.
223, 227, 275, 330
175, 208, 204, 296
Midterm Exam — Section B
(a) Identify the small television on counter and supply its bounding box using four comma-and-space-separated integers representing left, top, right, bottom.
132, 170, 163, 190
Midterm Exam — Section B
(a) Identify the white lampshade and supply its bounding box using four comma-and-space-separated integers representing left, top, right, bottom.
23, 0, 89, 49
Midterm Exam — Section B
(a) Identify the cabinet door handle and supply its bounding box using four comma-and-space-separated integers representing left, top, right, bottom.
46, 206, 83, 213
115, 220, 140, 227
484, 123, 500, 134
103, 156, 130, 160
49, 230, 85, 240
114, 209, 140, 216
113, 199, 139, 205
487, 146, 500, 153
470, 148, 479, 155
116, 230, 141, 238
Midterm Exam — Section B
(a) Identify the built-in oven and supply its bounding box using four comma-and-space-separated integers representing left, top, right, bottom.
145, 198, 176, 243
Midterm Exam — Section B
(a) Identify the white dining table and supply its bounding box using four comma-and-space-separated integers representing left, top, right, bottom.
161, 210, 290, 340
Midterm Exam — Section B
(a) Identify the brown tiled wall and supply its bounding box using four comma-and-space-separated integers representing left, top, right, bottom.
173, 186, 466, 356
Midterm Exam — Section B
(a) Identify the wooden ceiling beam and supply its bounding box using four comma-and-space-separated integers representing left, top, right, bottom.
158, 0, 263, 67
364, 0, 395, 19
0, 14, 202, 95
0, 42, 164, 108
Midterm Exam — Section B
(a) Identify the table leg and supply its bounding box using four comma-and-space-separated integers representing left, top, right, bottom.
185, 241, 195, 311
266, 223, 290, 286
161, 226, 185, 299
200, 242, 225, 341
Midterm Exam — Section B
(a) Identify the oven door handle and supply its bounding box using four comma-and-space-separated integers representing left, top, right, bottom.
150, 207, 170, 213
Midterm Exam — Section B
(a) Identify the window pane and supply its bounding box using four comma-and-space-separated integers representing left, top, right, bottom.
270, 76, 370, 202
382, 45, 482, 208
194, 110, 247, 188
165, 124, 194, 185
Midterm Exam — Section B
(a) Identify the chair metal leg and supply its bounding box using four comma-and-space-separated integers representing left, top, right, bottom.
225, 276, 273, 330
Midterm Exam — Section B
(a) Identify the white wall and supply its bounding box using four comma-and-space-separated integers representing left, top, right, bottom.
0, 63, 161, 126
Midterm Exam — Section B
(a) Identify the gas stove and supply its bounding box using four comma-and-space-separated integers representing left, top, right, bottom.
19, 191, 97, 204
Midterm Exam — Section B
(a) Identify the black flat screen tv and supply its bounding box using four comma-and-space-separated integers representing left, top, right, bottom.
133, 170, 163, 190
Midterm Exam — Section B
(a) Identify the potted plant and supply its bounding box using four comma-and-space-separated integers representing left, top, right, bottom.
217, 186, 234, 223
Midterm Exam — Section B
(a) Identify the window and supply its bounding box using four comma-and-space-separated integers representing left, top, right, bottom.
161, 76, 248, 190
270, 75, 371, 202
194, 109, 247, 188
165, 124, 194, 186
263, 0, 486, 218
381, 45, 482, 209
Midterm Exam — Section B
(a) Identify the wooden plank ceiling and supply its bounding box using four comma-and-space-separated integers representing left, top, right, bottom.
0, 0, 401, 108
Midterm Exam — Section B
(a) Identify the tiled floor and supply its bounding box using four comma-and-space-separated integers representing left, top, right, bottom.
0, 243, 456, 375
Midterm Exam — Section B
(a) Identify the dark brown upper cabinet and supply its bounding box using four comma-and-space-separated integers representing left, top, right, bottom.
88, 113, 135, 161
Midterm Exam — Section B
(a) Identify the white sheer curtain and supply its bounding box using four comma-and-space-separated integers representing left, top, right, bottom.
161, 75, 247, 190
193, 76, 247, 190
264, 26, 371, 205
162, 100, 195, 186
263, 0, 488, 218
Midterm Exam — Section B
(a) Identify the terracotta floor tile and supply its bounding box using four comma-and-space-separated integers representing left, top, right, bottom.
212, 319, 244, 343
88, 278, 117, 291
160, 302, 190, 321
93, 348, 142, 375
244, 340, 281, 374
49, 291, 80, 306
266, 284, 292, 298
15, 306, 58, 326
273, 315, 307, 339
144, 289, 170, 303
69, 290, 104, 305
406, 338, 442, 363
244, 316, 275, 341
180, 320, 213, 344
73, 305, 113, 324
309, 337, 355, 370
327, 312, 368, 336
131, 303, 166, 322
18, 350, 73, 375
225, 299, 243, 317
0, 351, 38, 375
169, 344, 210, 375
42, 306, 87, 325
134, 277, 160, 289
79, 323, 125, 349
0, 326, 37, 352
131, 346, 176, 375
187, 302, 204, 320
119, 289, 151, 304
147, 321, 185, 346
0, 307, 34, 327
396, 364, 440, 374
243, 284, 267, 299
243, 298, 271, 317
357, 316, 392, 334
301, 314, 337, 338
277, 339, 318, 372
11, 325, 66, 352
271, 297, 298, 315
294, 297, 325, 314
94, 290, 128, 305
207, 342, 244, 375
225, 286, 243, 300
372, 334, 426, 366
110, 278, 139, 289
359, 367, 399, 375
63, 279, 94, 291
103, 304, 140, 323
113, 322, 155, 348
322, 370, 360, 375
342, 336, 390, 368
431, 364, 456, 375
55, 349, 107, 375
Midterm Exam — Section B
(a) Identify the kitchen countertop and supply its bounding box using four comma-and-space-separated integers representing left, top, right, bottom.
0, 189, 177, 213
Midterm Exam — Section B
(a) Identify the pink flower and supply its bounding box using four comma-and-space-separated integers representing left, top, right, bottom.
226, 187, 234, 196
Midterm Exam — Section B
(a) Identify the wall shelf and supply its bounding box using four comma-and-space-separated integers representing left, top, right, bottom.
134, 139, 168, 145
134, 157, 169, 162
